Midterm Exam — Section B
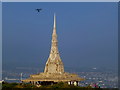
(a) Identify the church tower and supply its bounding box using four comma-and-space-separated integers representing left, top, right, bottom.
44, 14, 64, 74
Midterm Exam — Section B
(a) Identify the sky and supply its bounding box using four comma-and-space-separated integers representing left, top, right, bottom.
2, 2, 118, 71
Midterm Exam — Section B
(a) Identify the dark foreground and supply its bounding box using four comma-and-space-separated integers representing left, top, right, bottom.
1, 82, 119, 90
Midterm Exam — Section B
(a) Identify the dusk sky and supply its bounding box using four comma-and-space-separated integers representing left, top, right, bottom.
2, 2, 118, 71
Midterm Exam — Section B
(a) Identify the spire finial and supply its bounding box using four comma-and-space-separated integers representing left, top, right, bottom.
54, 13, 56, 28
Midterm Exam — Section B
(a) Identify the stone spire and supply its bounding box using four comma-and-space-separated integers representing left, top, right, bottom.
22, 14, 84, 83
44, 14, 64, 74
